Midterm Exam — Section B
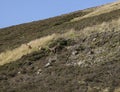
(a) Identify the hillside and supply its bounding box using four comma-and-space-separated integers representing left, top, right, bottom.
0, 1, 120, 92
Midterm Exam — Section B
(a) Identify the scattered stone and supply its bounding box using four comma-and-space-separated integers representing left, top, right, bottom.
36, 69, 42, 75
93, 38, 96, 41
44, 56, 57, 68
72, 50, 78, 55
77, 61, 84, 66
45, 62, 51, 68
88, 51, 94, 55
18, 71, 21, 74
78, 80, 86, 85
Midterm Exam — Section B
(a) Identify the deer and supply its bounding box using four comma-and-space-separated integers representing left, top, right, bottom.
49, 45, 58, 53
25, 43, 32, 49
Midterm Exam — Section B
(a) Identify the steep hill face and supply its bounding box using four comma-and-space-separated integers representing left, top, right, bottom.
0, 1, 120, 92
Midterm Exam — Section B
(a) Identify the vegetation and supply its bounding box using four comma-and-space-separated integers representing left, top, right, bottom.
0, 7, 120, 53
0, 2, 120, 92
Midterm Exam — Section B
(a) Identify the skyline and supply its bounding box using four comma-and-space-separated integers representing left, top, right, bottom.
0, 0, 116, 28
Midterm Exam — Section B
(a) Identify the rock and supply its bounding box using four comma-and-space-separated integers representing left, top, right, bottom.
18, 71, 21, 74
78, 80, 86, 85
36, 69, 42, 75
93, 38, 96, 41
45, 62, 51, 68
88, 51, 94, 55
44, 56, 57, 68
72, 50, 78, 55
77, 61, 84, 66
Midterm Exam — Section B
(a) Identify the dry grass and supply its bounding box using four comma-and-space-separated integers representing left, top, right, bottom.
0, 34, 57, 65
76, 18, 120, 37
71, 1, 120, 22
0, 17, 120, 66
0, 30, 77, 66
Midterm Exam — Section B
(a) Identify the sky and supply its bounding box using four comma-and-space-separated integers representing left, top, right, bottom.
0, 0, 116, 28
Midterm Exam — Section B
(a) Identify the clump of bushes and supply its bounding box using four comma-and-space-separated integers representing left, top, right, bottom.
49, 38, 74, 48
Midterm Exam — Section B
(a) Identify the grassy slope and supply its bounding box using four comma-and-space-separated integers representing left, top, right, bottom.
0, 2, 120, 92
0, 9, 90, 53
0, 25, 120, 92
0, 6, 120, 53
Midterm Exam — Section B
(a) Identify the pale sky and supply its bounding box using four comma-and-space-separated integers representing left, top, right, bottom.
0, 0, 116, 28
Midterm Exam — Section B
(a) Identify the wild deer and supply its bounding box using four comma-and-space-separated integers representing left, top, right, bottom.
49, 46, 57, 53
25, 43, 32, 49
